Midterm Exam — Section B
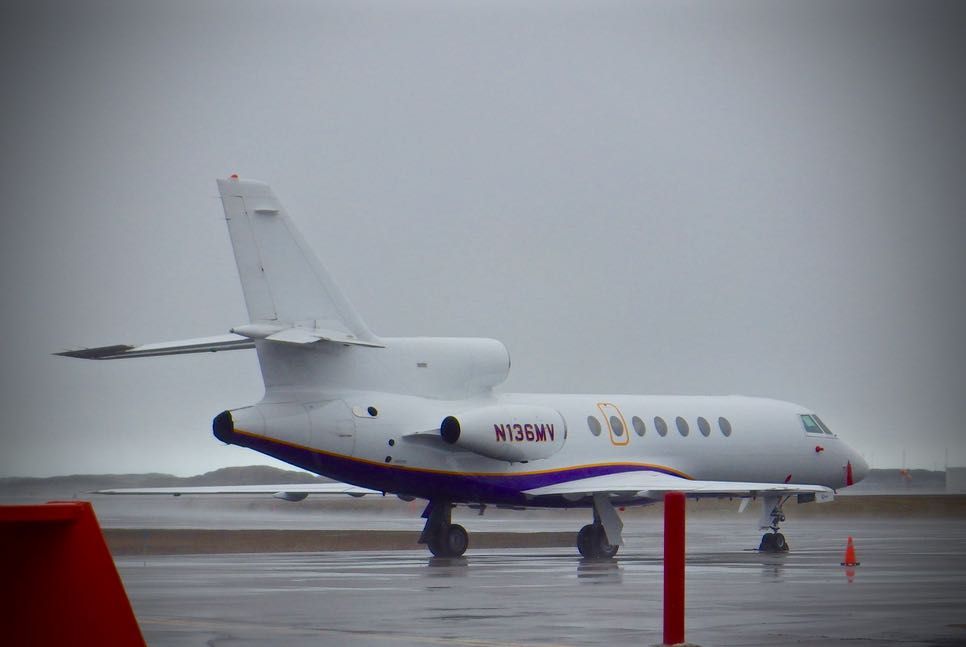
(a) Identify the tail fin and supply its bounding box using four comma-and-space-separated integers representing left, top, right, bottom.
217, 177, 378, 345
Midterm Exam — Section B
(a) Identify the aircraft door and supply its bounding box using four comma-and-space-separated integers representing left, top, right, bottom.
306, 399, 355, 458
597, 402, 630, 446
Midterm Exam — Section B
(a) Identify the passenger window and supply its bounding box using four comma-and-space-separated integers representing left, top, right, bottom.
587, 416, 602, 436
632, 416, 646, 436
610, 415, 625, 437
697, 417, 711, 437
718, 417, 732, 436
676, 416, 689, 436
654, 416, 668, 437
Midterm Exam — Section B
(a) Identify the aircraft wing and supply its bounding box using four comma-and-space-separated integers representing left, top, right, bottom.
55, 334, 255, 360
94, 483, 381, 498
522, 471, 834, 500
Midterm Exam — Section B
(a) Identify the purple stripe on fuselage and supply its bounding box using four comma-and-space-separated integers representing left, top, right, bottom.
231, 433, 674, 507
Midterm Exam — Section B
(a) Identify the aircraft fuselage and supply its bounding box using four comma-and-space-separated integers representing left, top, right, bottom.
217, 388, 865, 507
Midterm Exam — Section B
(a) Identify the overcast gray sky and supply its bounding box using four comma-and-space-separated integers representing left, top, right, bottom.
2, 0, 964, 477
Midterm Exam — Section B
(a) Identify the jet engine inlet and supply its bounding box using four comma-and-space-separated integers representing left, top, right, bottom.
440, 416, 461, 444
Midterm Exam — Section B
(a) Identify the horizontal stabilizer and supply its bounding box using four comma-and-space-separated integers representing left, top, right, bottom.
94, 482, 380, 496
55, 334, 255, 360
231, 323, 385, 348
523, 471, 834, 500
57, 322, 387, 360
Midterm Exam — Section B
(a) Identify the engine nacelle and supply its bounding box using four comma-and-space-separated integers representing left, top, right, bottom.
440, 405, 567, 462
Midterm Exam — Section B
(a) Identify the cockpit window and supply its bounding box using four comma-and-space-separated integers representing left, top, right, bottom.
813, 415, 834, 435
801, 414, 832, 435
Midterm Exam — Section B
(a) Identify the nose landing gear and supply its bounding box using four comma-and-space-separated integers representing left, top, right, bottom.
758, 495, 790, 553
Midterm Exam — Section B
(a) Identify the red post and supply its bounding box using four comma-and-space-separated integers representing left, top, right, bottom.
663, 491, 686, 646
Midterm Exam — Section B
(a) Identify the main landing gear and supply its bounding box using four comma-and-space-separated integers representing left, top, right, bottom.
576, 494, 624, 559
758, 495, 790, 553
420, 501, 468, 558
419, 495, 626, 560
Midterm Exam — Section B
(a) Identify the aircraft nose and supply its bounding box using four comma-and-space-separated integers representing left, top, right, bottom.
848, 452, 870, 485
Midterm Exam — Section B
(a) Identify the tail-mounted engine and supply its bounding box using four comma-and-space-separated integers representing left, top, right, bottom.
439, 405, 566, 462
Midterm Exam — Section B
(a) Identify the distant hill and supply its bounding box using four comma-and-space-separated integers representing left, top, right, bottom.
0, 466, 329, 499
178, 466, 326, 486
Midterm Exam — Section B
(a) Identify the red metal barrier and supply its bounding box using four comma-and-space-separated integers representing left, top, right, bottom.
0, 501, 145, 646
663, 491, 686, 645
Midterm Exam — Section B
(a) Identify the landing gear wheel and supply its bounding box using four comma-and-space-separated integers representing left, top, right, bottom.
759, 532, 789, 553
774, 532, 788, 552
428, 524, 468, 558
758, 533, 772, 552
597, 532, 619, 559
427, 532, 444, 557
577, 524, 595, 558
577, 524, 619, 559
442, 524, 468, 557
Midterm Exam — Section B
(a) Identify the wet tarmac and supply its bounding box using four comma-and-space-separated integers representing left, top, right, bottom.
117, 517, 966, 646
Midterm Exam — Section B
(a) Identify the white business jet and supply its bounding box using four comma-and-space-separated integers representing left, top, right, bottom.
59, 176, 868, 558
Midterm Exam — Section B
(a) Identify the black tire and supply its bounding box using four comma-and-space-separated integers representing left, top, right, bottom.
577, 524, 596, 558
774, 532, 788, 552
596, 529, 619, 559
759, 533, 776, 552
428, 524, 469, 558
577, 524, 618, 559
443, 524, 469, 557
427, 531, 446, 557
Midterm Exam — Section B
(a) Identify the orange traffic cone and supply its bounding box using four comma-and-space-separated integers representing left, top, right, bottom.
840, 536, 860, 566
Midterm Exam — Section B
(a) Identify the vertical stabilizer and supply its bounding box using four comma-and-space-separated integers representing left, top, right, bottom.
216, 177, 378, 345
